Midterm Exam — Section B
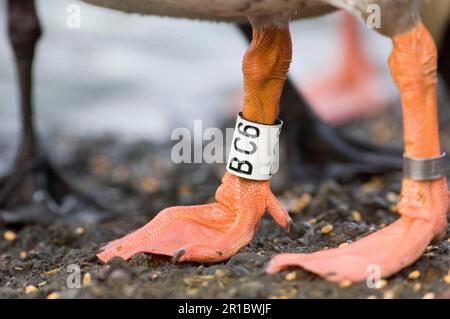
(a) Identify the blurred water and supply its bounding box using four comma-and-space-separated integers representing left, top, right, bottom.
0, 0, 395, 145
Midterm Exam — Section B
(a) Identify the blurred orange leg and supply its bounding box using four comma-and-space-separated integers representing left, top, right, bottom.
98, 18, 292, 264
303, 12, 388, 125
267, 23, 449, 282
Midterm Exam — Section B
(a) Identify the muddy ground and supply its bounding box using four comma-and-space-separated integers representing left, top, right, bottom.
0, 108, 449, 299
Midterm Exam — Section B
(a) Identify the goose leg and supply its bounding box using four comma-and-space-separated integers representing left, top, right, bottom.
267, 20, 449, 282
1, 0, 111, 225
237, 24, 402, 181
97, 15, 293, 264
302, 12, 388, 125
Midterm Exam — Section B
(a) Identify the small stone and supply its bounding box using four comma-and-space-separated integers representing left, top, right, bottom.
3, 230, 16, 241
20, 251, 28, 259
321, 224, 334, 235
422, 292, 435, 299
108, 269, 131, 285
351, 211, 362, 222
383, 290, 395, 299
83, 273, 92, 286
408, 270, 421, 280
46, 292, 60, 299
339, 280, 352, 288
74, 227, 85, 235
25, 285, 38, 294
285, 272, 297, 281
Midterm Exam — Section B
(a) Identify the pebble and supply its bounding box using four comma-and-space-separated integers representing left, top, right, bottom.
321, 224, 334, 235
408, 270, 421, 280
339, 280, 352, 288
422, 292, 435, 299
108, 269, 131, 285
20, 251, 28, 259
25, 285, 38, 294
46, 292, 60, 299
351, 211, 362, 222
285, 272, 297, 281
75, 227, 85, 235
3, 231, 16, 241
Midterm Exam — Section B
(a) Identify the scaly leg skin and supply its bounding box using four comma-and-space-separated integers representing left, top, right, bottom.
267, 23, 449, 283
98, 15, 293, 263
302, 12, 388, 125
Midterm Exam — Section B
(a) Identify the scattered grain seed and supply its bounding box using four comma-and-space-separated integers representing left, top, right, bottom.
20, 251, 28, 259
25, 285, 38, 294
351, 211, 362, 222
413, 283, 422, 291
408, 270, 421, 280
338, 242, 349, 248
385, 192, 399, 203
38, 281, 47, 287
376, 279, 388, 289
308, 218, 317, 225
291, 193, 312, 213
362, 177, 384, 193
139, 177, 159, 193
422, 292, 435, 299
285, 272, 297, 281
83, 273, 92, 286
443, 275, 450, 284
3, 230, 16, 241
14, 267, 23, 271
75, 227, 85, 235
178, 185, 193, 196
44, 267, 62, 276
389, 205, 398, 213
367, 295, 377, 299
339, 280, 352, 288
321, 224, 334, 235
383, 290, 395, 299
89, 155, 109, 176
46, 292, 60, 299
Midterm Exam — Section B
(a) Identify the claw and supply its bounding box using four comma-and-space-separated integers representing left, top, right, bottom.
172, 248, 186, 264
285, 216, 293, 234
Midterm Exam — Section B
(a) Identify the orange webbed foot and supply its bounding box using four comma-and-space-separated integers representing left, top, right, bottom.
97, 173, 290, 263
266, 178, 449, 283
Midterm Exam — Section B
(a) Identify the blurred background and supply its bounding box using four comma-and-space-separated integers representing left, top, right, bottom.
0, 0, 395, 149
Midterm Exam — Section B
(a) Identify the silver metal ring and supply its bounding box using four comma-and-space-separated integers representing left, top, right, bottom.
403, 153, 446, 181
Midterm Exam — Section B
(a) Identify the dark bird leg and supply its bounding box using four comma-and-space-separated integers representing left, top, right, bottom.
238, 24, 402, 180
0, 0, 112, 226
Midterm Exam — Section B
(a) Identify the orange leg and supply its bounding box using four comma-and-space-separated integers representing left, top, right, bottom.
98, 17, 292, 263
303, 12, 388, 125
267, 23, 449, 282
